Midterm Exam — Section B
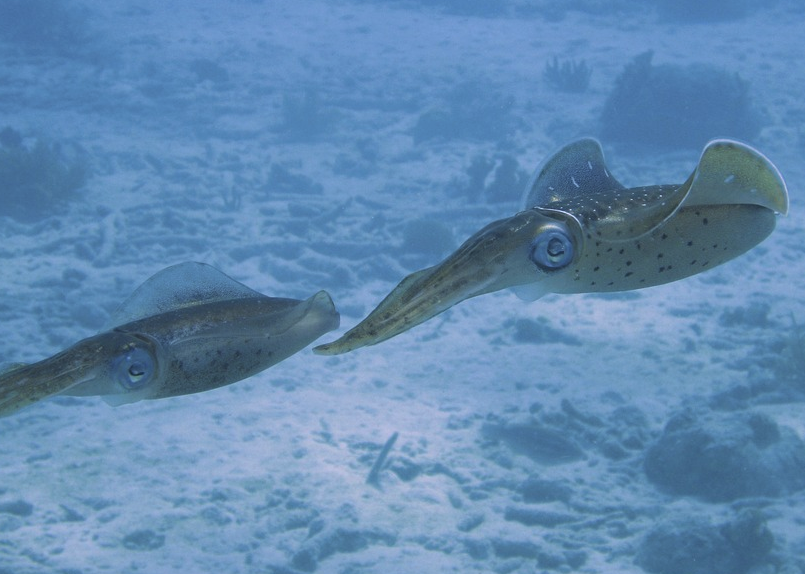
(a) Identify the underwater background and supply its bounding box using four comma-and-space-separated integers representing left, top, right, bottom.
1, 0, 804, 572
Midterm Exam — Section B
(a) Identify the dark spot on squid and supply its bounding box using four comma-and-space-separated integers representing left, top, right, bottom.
593, 266, 600, 272
659, 266, 666, 273
657, 253, 664, 259
702, 218, 709, 225
661, 233, 668, 240
686, 241, 694, 247
626, 261, 632, 267
618, 248, 625, 255
625, 272, 633, 278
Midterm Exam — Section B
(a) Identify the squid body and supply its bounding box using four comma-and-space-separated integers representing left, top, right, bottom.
315, 138, 789, 355
0, 262, 339, 416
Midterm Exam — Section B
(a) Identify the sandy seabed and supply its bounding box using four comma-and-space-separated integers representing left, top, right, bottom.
1, 1, 805, 572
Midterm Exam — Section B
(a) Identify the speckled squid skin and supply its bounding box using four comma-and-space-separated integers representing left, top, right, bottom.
315, 139, 788, 355
538, 191, 778, 294
107, 294, 339, 401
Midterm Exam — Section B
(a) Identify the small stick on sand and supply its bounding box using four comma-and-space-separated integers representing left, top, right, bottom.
366, 432, 399, 488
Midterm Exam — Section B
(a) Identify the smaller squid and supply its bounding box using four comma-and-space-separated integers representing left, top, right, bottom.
315, 138, 788, 355
0, 262, 339, 416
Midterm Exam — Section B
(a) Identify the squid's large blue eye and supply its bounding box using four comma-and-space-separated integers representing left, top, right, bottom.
112, 347, 156, 390
530, 228, 574, 271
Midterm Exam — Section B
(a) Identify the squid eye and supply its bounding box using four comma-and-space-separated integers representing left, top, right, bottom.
112, 347, 156, 390
530, 228, 574, 271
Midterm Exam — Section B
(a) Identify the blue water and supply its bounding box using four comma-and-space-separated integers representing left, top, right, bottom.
0, 0, 803, 572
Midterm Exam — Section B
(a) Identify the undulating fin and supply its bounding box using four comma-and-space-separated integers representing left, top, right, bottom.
522, 138, 625, 209
103, 261, 263, 330
676, 139, 789, 213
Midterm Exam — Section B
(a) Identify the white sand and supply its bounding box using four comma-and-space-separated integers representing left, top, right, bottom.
0, 1, 804, 572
